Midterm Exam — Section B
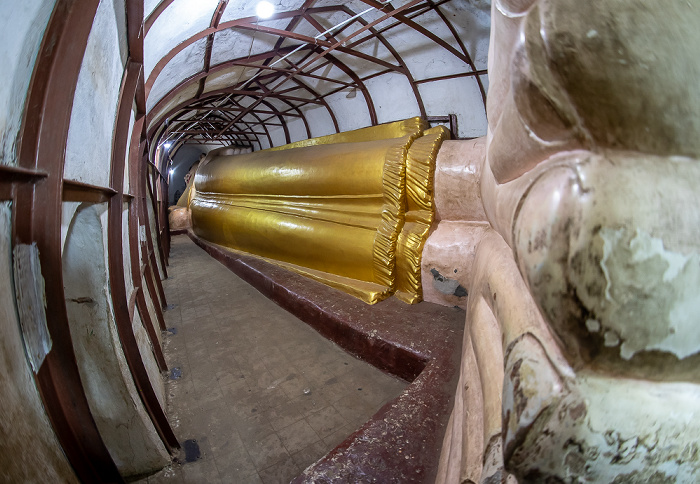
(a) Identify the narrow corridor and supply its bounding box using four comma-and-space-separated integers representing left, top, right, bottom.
140, 236, 407, 483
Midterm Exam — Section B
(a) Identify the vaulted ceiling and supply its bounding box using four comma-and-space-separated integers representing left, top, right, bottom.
144, 0, 491, 152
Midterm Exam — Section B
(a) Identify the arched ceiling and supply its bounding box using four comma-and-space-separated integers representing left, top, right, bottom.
144, 0, 491, 152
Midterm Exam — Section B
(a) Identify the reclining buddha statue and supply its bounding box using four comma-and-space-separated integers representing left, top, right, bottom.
181, 1, 699, 479
189, 117, 449, 304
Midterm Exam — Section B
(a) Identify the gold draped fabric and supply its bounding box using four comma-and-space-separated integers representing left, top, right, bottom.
190, 117, 448, 304
395, 126, 450, 303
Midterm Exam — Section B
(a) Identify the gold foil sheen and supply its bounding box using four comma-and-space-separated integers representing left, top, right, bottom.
264, 117, 428, 151
395, 126, 450, 303
190, 118, 442, 304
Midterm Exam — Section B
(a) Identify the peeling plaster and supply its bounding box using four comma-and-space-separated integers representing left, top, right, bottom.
514, 153, 700, 372
430, 268, 467, 298
598, 227, 700, 360
507, 370, 700, 482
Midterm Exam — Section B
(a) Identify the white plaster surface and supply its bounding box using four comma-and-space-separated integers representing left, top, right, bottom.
62, 202, 82, 255
332, 49, 387, 79
230, 23, 287, 58
439, 0, 491, 71
305, 65, 350, 97
365, 72, 420, 125
122, 203, 135, 303
265, 95, 308, 119
148, 38, 207, 112
266, 125, 288, 147
64, 0, 127, 187
286, 117, 308, 143
324, 90, 372, 133
0, 203, 79, 483
381, 20, 472, 80
144, 0, 161, 19
202, 65, 255, 94
210, 28, 256, 67
0, 0, 55, 166
135, 290, 167, 408
419, 77, 487, 138
301, 104, 336, 138
292, 13, 335, 39
124, 108, 136, 195
146, 188, 166, 279
271, 79, 315, 99
149, 83, 201, 131
347, 36, 395, 67
63, 203, 168, 477
145, 0, 220, 78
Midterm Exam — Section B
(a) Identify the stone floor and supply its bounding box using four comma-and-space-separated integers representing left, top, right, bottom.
138, 236, 407, 483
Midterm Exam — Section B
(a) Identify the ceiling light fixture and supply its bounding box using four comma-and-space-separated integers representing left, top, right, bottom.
256, 1, 275, 19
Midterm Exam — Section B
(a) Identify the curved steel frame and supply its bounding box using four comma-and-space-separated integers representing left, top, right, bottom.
145, 0, 487, 150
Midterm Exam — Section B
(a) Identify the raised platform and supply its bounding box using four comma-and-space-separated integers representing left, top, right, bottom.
189, 232, 465, 483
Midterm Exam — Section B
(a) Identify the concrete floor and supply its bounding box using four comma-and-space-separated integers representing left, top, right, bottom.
139, 236, 407, 483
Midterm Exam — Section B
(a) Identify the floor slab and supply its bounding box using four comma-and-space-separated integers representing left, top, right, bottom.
137, 236, 408, 483
189, 233, 465, 483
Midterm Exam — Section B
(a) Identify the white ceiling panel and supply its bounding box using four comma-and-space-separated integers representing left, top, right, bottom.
145, 0, 219, 77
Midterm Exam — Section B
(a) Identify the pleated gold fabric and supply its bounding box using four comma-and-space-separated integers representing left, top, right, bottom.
189, 118, 445, 304
395, 126, 450, 303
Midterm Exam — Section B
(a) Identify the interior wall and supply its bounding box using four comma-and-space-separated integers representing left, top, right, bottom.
0, 2, 79, 480
300, 104, 336, 139
0, 0, 56, 166
0, 1, 180, 480
324, 89, 373, 133
146, 175, 166, 279
365, 72, 421, 124
147, 37, 207, 113
62, 202, 169, 477
169, 144, 205, 204
419, 77, 487, 138
64, 0, 128, 186
124, 108, 136, 194
286, 116, 308, 144
0, 203, 78, 483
